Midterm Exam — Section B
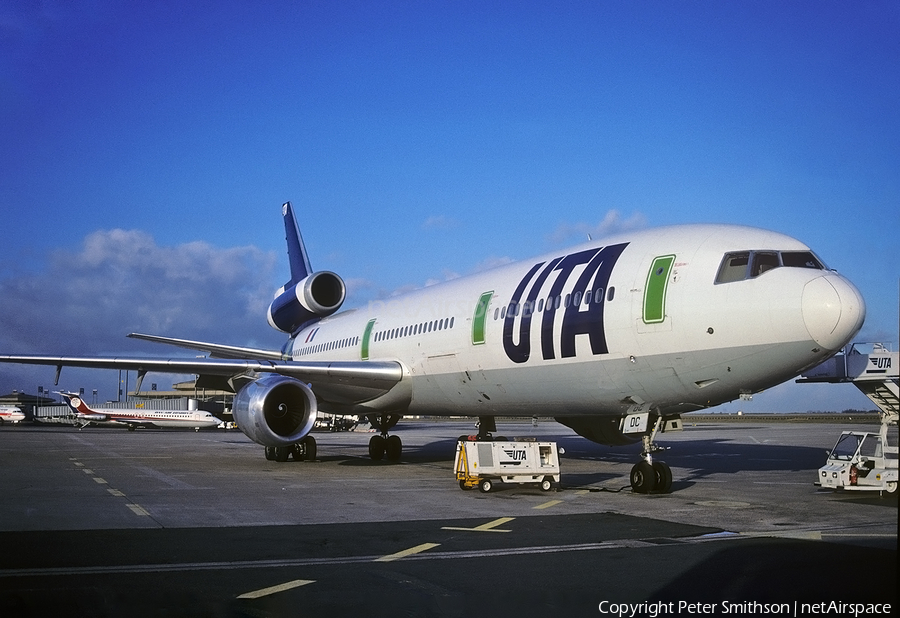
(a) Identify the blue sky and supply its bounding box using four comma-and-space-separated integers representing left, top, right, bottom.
1, 1, 897, 412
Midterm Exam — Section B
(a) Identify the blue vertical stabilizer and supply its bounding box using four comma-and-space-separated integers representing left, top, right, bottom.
283, 202, 313, 286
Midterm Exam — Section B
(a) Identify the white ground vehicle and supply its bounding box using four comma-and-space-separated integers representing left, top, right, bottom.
455, 439, 560, 493
817, 426, 898, 494
800, 343, 898, 495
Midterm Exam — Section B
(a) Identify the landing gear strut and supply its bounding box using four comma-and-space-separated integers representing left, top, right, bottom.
367, 413, 403, 462
630, 416, 673, 494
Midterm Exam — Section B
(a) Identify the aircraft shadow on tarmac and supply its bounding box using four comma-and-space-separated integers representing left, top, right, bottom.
648, 538, 897, 605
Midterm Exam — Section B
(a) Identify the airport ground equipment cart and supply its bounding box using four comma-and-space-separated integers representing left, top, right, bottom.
798, 342, 898, 494
454, 438, 560, 493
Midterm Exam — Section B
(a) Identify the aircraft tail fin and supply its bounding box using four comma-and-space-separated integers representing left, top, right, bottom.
283, 202, 313, 287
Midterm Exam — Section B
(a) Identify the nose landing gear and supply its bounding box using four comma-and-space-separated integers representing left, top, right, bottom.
630, 420, 673, 494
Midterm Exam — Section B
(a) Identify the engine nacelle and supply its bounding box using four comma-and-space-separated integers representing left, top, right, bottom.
555, 416, 641, 447
233, 376, 318, 447
267, 271, 346, 334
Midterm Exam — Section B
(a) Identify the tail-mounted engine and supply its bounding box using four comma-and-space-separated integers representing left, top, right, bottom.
233, 375, 318, 447
267, 271, 346, 334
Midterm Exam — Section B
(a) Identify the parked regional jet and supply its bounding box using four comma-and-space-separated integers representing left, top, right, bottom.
0, 203, 865, 492
58, 392, 220, 431
0, 406, 25, 424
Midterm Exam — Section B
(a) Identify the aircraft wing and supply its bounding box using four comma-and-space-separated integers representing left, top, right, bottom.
0, 354, 403, 403
126, 333, 287, 360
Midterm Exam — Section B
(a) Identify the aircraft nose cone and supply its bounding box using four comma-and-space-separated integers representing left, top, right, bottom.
801, 274, 865, 351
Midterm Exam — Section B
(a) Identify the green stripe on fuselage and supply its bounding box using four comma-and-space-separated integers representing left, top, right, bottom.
472, 291, 494, 345
361, 318, 376, 360
643, 255, 675, 324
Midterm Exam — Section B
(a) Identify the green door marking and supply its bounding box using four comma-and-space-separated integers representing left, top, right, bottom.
472, 291, 494, 345
361, 318, 376, 360
643, 255, 675, 324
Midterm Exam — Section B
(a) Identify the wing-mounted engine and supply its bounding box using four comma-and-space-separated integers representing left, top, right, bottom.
267, 271, 346, 334
233, 375, 318, 447
555, 416, 641, 446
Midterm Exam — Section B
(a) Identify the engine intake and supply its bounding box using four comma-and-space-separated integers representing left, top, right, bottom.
267, 271, 346, 334
233, 376, 318, 447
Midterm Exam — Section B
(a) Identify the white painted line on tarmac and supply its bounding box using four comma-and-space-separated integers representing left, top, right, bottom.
237, 579, 315, 599
107, 489, 125, 497
126, 503, 150, 516
374, 542, 441, 562
92, 477, 108, 485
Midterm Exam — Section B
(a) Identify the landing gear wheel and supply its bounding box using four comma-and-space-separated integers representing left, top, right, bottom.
385, 435, 402, 461
303, 435, 317, 462
540, 477, 553, 492
652, 461, 673, 493
368, 435, 385, 461
273, 446, 291, 463
264, 446, 276, 461
630, 461, 656, 493
478, 478, 493, 493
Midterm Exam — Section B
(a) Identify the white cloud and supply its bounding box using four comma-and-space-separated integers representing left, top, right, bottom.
0, 229, 285, 394
548, 210, 647, 245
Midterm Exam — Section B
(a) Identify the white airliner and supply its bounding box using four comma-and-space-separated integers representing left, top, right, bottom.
58, 392, 220, 431
0, 203, 865, 492
0, 406, 25, 424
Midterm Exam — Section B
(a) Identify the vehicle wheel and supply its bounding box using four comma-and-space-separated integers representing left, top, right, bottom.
652, 461, 673, 493
264, 446, 276, 461
368, 435, 385, 461
479, 478, 493, 493
304, 436, 317, 462
459, 480, 472, 490
385, 435, 402, 461
540, 477, 553, 492
630, 461, 656, 493
884, 481, 898, 494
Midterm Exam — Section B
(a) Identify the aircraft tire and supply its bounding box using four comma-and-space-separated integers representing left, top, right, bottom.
368, 435, 385, 461
303, 436, 317, 462
630, 461, 656, 494
274, 446, 291, 462
479, 478, 493, 493
652, 461, 673, 493
385, 435, 402, 461
264, 446, 276, 461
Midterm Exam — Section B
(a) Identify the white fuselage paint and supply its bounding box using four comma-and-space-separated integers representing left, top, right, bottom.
287, 225, 864, 419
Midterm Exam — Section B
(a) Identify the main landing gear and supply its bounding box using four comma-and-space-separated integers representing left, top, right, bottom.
367, 413, 403, 462
264, 435, 317, 462
630, 419, 673, 494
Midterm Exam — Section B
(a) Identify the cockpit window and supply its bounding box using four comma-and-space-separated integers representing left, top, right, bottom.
715, 252, 750, 284
715, 250, 826, 284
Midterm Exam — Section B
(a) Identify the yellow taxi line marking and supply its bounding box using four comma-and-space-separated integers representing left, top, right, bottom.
441, 517, 515, 533
92, 477, 108, 485
237, 579, 315, 599
126, 503, 150, 516
374, 543, 441, 563
107, 489, 125, 497
533, 499, 563, 510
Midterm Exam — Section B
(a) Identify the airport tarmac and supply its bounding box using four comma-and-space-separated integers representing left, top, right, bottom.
0, 419, 895, 617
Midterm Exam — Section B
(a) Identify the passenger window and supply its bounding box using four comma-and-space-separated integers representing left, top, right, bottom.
716, 252, 750, 284
751, 252, 780, 277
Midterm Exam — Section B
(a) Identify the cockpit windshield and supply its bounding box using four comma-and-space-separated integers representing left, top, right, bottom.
715, 250, 825, 284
